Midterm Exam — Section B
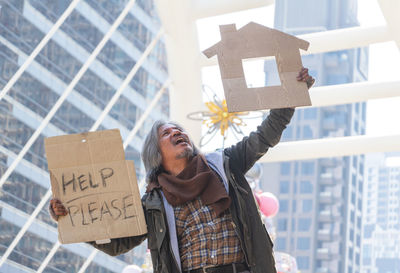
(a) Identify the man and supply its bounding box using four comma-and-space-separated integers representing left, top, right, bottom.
50, 68, 314, 273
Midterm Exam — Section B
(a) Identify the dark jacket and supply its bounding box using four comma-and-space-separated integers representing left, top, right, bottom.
90, 108, 294, 273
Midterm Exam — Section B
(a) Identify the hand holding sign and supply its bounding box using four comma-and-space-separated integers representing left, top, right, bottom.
50, 199, 67, 220
298, 67, 315, 89
297, 67, 315, 89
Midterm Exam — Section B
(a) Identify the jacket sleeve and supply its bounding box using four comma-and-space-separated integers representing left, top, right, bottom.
88, 234, 147, 256
224, 108, 294, 174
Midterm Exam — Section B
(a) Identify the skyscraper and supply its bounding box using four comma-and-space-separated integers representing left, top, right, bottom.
362, 153, 400, 273
0, 0, 168, 272
262, 1, 368, 272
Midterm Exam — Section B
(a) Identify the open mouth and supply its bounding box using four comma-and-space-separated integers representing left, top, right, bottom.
174, 137, 188, 145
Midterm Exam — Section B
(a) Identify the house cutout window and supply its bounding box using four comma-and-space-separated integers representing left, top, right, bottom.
242, 57, 281, 88
264, 58, 282, 86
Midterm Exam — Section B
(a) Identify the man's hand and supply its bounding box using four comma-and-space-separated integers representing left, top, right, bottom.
297, 67, 315, 89
50, 199, 68, 221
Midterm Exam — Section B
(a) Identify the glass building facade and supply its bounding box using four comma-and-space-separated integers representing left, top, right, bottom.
262, 1, 368, 273
0, 0, 169, 272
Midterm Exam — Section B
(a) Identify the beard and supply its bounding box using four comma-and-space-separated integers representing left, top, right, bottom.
175, 145, 194, 160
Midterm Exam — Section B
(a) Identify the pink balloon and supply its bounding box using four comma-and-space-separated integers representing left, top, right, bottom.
257, 192, 279, 218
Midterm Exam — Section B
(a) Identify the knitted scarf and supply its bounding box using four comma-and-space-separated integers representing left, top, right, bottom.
147, 155, 231, 216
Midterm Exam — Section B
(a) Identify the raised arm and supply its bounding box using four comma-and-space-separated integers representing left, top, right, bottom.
224, 108, 294, 174
224, 67, 314, 174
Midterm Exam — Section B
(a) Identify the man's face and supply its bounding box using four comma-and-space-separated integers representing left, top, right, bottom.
158, 124, 194, 163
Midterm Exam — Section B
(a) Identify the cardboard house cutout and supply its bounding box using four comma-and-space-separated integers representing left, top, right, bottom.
45, 129, 147, 244
203, 22, 312, 112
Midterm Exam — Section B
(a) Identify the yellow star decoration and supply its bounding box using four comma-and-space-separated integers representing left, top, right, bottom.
203, 100, 248, 137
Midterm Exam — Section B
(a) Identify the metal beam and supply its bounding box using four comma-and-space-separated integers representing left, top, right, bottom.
200, 25, 391, 66
77, 249, 99, 273
259, 134, 400, 163
191, 0, 274, 19
36, 241, 61, 273
302, 25, 391, 55
378, 0, 400, 49
308, 80, 400, 107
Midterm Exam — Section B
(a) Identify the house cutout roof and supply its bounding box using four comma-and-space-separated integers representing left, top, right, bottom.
203, 22, 312, 112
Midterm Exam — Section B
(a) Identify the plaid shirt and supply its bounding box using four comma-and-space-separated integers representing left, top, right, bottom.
174, 197, 244, 271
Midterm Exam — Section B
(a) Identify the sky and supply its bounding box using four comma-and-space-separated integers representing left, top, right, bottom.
195, 0, 400, 149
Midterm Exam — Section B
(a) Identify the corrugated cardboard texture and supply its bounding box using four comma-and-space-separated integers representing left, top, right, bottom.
203, 22, 312, 112
45, 129, 147, 244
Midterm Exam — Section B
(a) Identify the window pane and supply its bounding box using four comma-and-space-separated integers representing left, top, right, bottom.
297, 256, 310, 269
297, 237, 310, 250
304, 108, 317, 119
277, 218, 288, 231
280, 162, 291, 175
303, 125, 313, 139
300, 180, 313, 194
280, 200, 289, 212
301, 162, 315, 175
275, 237, 286, 251
298, 218, 312, 231
280, 181, 290, 194
302, 200, 313, 213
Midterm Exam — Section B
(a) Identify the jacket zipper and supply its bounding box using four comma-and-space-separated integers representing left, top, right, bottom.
168, 242, 181, 272
168, 239, 181, 272
230, 220, 250, 266
228, 170, 251, 267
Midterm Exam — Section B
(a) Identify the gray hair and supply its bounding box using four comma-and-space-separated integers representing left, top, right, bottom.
141, 120, 199, 183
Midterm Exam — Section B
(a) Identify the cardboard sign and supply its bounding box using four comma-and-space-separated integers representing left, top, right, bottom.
45, 129, 147, 244
203, 22, 312, 112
